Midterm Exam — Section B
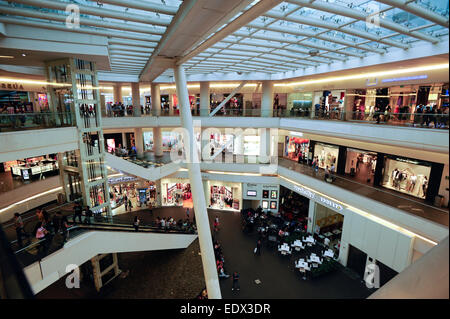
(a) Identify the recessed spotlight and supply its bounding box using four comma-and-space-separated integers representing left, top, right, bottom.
0, 55, 14, 59
22, 53, 26, 57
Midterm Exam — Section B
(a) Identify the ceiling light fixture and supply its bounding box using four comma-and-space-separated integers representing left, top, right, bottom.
0, 55, 14, 59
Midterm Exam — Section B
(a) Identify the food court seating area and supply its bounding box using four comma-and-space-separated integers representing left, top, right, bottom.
241, 207, 340, 281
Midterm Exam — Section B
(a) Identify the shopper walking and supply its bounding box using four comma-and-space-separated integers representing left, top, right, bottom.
133, 216, 140, 232
84, 206, 93, 224
213, 216, 220, 232
232, 271, 240, 291
14, 213, 28, 247
73, 201, 83, 223
255, 239, 262, 256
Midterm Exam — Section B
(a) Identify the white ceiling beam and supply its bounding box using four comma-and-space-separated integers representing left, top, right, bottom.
87, 0, 179, 16
376, 0, 449, 28
108, 45, 154, 53
108, 39, 158, 48
247, 21, 386, 54
0, 5, 165, 36
109, 50, 151, 58
287, 0, 439, 43
177, 0, 284, 65
0, 16, 161, 42
264, 10, 410, 49
8, 0, 172, 27
233, 32, 365, 58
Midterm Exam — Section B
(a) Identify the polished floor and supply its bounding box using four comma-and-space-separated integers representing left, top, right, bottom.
33, 207, 372, 299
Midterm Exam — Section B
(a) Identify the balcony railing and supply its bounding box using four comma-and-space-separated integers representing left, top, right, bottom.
0, 112, 74, 133
103, 107, 449, 129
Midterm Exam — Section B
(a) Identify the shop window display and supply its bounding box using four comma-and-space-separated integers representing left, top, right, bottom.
381, 157, 431, 199
314, 143, 339, 170
210, 185, 236, 210
285, 136, 309, 163
164, 183, 192, 206
345, 149, 377, 185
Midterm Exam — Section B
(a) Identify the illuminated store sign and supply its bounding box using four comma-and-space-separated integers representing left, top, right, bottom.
382, 75, 428, 83
293, 185, 343, 211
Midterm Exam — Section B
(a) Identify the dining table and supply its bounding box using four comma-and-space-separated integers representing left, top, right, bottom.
323, 249, 334, 258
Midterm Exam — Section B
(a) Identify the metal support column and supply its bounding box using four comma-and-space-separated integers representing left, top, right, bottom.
173, 64, 221, 299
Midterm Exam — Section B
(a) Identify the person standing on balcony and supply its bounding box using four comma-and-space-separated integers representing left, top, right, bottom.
73, 201, 83, 223
14, 213, 28, 247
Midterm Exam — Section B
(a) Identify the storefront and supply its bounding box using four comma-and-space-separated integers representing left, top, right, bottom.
0, 81, 49, 113
313, 142, 339, 170
161, 178, 192, 207
243, 135, 260, 156
242, 182, 278, 213
6, 155, 58, 181
287, 92, 313, 117
109, 176, 157, 213
345, 148, 377, 185
206, 180, 242, 211
144, 130, 181, 151
284, 133, 310, 163
279, 185, 309, 221
381, 155, 432, 199
313, 203, 344, 252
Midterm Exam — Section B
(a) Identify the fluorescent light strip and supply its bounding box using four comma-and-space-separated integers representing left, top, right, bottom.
0, 187, 62, 214
0, 77, 71, 87
274, 64, 449, 87
279, 175, 438, 246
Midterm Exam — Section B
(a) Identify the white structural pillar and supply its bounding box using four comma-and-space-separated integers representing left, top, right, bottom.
153, 127, 163, 157
200, 81, 210, 116
113, 83, 122, 104
261, 80, 274, 117
134, 128, 144, 159
131, 82, 141, 117
121, 132, 127, 149
307, 201, 316, 233
151, 83, 161, 116
259, 128, 271, 163
201, 128, 210, 160
174, 64, 222, 299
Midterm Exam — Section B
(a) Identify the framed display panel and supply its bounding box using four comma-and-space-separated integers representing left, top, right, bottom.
270, 201, 277, 210
247, 190, 257, 197
271, 190, 278, 199
262, 200, 269, 209
262, 190, 269, 198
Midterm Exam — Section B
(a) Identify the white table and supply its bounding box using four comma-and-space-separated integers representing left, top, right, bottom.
291, 240, 304, 251
278, 244, 291, 255
303, 236, 315, 244
324, 232, 333, 237
323, 249, 334, 258
332, 229, 341, 235
310, 255, 322, 264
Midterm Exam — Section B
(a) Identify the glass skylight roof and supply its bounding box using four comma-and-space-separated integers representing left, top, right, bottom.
0, 0, 448, 78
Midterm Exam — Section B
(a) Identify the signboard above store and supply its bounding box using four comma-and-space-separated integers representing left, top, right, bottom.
292, 185, 343, 212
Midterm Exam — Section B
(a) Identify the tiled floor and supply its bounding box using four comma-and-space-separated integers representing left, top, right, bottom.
33, 207, 372, 299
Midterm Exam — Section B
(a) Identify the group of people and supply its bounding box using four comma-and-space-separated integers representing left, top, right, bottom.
107, 102, 134, 117
212, 236, 240, 292
414, 104, 449, 128
155, 215, 197, 233
13, 207, 71, 255
72, 201, 94, 225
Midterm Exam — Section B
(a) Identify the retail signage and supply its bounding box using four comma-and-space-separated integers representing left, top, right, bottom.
381, 75, 427, 83
1, 82, 24, 90
108, 176, 138, 184
292, 185, 343, 211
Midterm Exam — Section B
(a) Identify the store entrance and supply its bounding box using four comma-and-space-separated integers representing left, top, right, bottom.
345, 148, 377, 185
313, 204, 343, 255
347, 245, 368, 279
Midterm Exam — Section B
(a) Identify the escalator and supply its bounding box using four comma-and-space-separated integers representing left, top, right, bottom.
104, 152, 181, 181
7, 217, 198, 295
